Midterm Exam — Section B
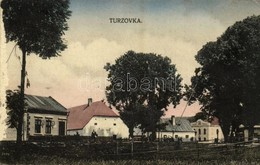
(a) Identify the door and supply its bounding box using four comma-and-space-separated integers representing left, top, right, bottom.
59, 121, 65, 136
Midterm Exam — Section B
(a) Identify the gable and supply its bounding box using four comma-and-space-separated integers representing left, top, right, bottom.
191, 119, 211, 127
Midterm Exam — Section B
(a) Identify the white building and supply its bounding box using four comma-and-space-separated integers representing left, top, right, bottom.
239, 124, 260, 142
191, 119, 224, 143
156, 116, 195, 142
4, 94, 68, 141
67, 99, 129, 139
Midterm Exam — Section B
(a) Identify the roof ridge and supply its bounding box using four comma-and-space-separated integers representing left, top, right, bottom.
68, 104, 88, 110
68, 100, 104, 109
25, 94, 49, 98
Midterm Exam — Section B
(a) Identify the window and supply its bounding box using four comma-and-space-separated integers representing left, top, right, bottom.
204, 129, 207, 135
185, 135, 189, 138
35, 119, 42, 133
198, 137, 201, 141
198, 129, 201, 135
45, 120, 52, 134
94, 123, 97, 125
204, 138, 207, 141
175, 135, 178, 138
113, 123, 116, 126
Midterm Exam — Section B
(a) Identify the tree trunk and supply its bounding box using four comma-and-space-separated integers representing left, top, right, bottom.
129, 126, 134, 138
16, 48, 26, 159
221, 122, 230, 143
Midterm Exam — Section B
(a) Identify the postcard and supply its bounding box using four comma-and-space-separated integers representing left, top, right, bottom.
0, 0, 260, 164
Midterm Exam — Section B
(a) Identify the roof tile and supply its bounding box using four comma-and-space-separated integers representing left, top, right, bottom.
67, 101, 118, 130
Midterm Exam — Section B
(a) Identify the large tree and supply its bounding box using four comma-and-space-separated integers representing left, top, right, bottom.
1, 0, 71, 146
105, 51, 182, 138
188, 15, 260, 142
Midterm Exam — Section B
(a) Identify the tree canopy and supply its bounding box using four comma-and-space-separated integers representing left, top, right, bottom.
189, 15, 260, 142
105, 51, 183, 138
1, 0, 71, 58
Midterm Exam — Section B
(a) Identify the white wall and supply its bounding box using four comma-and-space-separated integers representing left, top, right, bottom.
156, 131, 195, 142
192, 119, 224, 143
67, 129, 83, 135
68, 116, 129, 138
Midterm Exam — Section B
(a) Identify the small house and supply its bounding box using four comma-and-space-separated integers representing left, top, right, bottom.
157, 116, 195, 142
67, 98, 129, 139
4, 94, 68, 141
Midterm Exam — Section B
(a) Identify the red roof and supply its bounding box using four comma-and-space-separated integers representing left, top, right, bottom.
210, 116, 220, 126
195, 117, 220, 126
67, 101, 119, 130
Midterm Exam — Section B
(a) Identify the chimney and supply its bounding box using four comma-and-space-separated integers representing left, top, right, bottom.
88, 98, 93, 106
171, 115, 176, 126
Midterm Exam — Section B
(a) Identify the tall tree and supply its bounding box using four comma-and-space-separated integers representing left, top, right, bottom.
189, 15, 260, 142
1, 0, 71, 146
105, 51, 182, 138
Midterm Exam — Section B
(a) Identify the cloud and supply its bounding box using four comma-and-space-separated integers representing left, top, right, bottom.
4, 1, 253, 109
61, 39, 125, 76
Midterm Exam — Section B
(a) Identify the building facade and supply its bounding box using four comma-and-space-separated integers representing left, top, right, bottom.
67, 99, 129, 139
191, 119, 224, 143
4, 94, 68, 141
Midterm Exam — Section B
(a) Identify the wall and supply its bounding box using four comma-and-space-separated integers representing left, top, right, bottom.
3, 112, 67, 141
25, 112, 67, 139
253, 125, 260, 136
156, 131, 195, 142
67, 129, 83, 135
81, 116, 129, 138
191, 119, 224, 143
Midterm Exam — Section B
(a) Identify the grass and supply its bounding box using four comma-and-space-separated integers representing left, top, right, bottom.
0, 142, 260, 164
5, 158, 260, 165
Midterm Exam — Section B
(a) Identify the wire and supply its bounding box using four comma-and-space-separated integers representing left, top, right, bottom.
14, 45, 22, 67
176, 80, 198, 125
181, 82, 198, 118
5, 43, 17, 63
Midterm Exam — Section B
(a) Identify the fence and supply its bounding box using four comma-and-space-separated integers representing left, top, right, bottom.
0, 138, 260, 162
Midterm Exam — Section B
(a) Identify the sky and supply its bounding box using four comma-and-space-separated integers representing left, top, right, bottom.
1, 0, 260, 139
